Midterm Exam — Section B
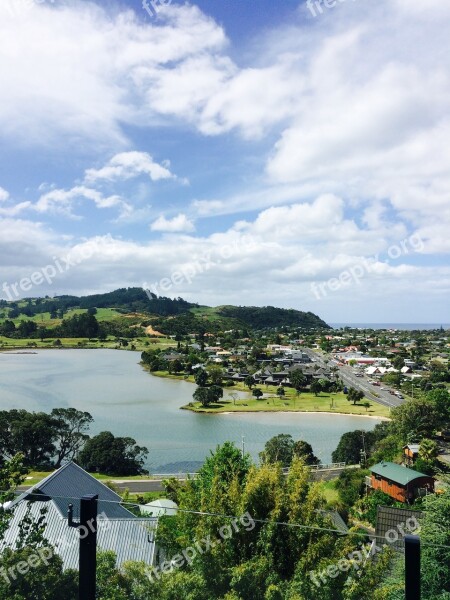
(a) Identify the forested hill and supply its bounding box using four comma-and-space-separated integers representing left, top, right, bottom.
0, 288, 196, 318
1, 287, 329, 331
216, 305, 330, 329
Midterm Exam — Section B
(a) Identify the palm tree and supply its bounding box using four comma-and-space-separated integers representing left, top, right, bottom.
419, 439, 438, 462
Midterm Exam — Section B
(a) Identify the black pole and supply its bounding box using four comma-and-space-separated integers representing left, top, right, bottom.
79, 494, 98, 600
405, 534, 421, 600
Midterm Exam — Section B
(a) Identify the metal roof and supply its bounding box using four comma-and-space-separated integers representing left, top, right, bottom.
375, 506, 423, 551
0, 499, 157, 569
404, 444, 421, 454
11, 462, 134, 519
370, 462, 431, 486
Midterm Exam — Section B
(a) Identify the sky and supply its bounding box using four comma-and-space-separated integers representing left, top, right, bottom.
0, 0, 449, 323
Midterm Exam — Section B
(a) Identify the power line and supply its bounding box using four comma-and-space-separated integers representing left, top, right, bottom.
3, 489, 450, 549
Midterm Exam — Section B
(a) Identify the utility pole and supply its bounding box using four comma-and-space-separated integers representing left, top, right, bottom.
360, 431, 367, 467
405, 535, 421, 600
68, 494, 98, 600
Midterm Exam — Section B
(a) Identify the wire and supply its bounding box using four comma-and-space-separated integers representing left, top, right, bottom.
3, 489, 450, 549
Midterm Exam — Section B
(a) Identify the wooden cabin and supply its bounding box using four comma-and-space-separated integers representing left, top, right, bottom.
369, 462, 434, 503
403, 444, 420, 466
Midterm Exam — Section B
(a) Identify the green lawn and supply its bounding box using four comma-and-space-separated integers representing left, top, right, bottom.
23, 471, 164, 486
183, 391, 391, 417
0, 335, 176, 352
318, 479, 340, 504
151, 371, 391, 417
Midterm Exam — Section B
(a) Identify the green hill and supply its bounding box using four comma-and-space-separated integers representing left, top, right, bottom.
0, 288, 329, 334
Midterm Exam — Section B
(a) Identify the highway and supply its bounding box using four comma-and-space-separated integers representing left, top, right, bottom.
301, 348, 405, 410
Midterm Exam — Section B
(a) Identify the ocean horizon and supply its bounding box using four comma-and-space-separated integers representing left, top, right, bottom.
330, 323, 450, 331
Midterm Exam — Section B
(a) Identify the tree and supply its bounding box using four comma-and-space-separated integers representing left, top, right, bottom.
0, 455, 78, 600
421, 489, 450, 598
289, 369, 306, 392
208, 385, 224, 404
276, 386, 285, 398
416, 438, 439, 474
332, 430, 375, 464
0, 547, 78, 600
310, 380, 322, 396
392, 355, 405, 370
0, 410, 56, 468
347, 387, 364, 405
259, 434, 294, 467
194, 369, 208, 387
335, 468, 367, 507
208, 366, 223, 386
193, 386, 211, 407
293, 440, 319, 465
78, 431, 148, 475
391, 398, 440, 442
244, 375, 255, 390
50, 408, 93, 468
228, 392, 239, 406
427, 388, 450, 424
168, 358, 184, 374
0, 454, 28, 540
252, 388, 263, 400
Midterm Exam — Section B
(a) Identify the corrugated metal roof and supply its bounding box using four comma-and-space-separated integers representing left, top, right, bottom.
11, 462, 134, 519
1, 500, 157, 569
370, 462, 431, 486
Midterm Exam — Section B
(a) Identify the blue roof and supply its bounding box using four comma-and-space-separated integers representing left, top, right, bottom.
11, 462, 134, 519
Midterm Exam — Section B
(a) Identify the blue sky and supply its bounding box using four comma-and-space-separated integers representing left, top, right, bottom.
0, 0, 449, 323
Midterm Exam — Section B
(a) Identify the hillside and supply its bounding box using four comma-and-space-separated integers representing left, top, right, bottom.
215, 305, 330, 329
0, 287, 329, 333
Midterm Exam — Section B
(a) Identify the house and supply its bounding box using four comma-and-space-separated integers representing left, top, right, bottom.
368, 462, 434, 503
403, 444, 420, 466
1, 462, 157, 569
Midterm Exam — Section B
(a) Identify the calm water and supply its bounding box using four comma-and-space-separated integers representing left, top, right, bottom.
0, 350, 383, 472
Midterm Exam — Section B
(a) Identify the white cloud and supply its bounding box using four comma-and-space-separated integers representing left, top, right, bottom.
150, 213, 195, 233
0, 187, 10, 202
35, 186, 131, 219
0, 2, 229, 148
84, 152, 175, 184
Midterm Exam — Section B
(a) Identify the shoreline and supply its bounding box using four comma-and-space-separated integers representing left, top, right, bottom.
216, 410, 390, 420
184, 407, 390, 420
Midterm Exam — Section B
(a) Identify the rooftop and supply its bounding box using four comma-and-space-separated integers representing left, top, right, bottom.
370, 462, 432, 486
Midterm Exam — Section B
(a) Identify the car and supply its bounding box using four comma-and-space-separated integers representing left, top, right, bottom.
397, 394, 404, 399
355, 373, 363, 377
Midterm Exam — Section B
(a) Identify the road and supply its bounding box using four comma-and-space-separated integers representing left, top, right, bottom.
302, 348, 405, 409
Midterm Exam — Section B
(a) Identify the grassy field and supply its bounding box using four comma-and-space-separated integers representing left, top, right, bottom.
151, 371, 391, 417
0, 307, 123, 327
318, 479, 340, 504
183, 392, 391, 417
0, 335, 176, 352
189, 306, 224, 322
23, 471, 168, 486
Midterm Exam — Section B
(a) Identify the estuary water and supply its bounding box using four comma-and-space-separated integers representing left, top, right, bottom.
0, 349, 383, 472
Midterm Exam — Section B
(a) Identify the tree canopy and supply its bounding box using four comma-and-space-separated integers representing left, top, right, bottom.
77, 431, 148, 475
